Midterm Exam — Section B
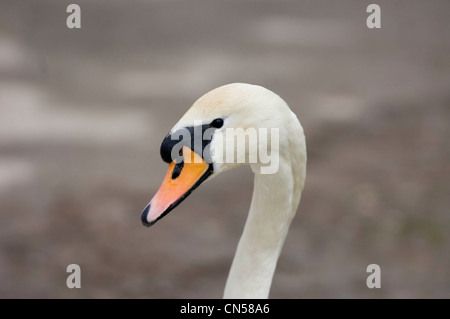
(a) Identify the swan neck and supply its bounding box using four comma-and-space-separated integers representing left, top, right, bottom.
223, 161, 299, 298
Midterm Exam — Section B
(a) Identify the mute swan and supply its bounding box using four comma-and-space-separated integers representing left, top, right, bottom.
141, 83, 306, 298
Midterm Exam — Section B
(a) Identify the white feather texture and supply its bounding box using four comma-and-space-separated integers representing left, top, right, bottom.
173, 83, 306, 298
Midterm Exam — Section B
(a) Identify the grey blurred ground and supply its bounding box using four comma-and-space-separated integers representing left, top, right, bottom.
0, 0, 449, 298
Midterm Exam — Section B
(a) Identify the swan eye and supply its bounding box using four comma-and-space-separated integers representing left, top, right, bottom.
210, 118, 224, 128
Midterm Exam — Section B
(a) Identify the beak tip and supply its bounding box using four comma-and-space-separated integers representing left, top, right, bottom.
141, 204, 154, 227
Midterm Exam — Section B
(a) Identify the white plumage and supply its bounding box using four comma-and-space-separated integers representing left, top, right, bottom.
170, 83, 307, 298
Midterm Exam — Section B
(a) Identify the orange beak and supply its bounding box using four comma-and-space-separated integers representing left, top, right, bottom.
141, 146, 212, 227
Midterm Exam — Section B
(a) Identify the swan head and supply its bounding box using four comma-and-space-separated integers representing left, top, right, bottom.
141, 83, 301, 227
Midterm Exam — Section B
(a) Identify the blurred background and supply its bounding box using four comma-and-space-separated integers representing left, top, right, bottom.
0, 0, 449, 298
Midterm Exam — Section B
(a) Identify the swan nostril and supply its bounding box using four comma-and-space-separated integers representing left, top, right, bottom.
172, 161, 184, 180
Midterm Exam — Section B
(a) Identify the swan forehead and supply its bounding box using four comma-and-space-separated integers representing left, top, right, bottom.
171, 83, 275, 131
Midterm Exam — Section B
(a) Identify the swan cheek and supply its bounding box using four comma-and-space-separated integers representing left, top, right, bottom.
141, 147, 212, 227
